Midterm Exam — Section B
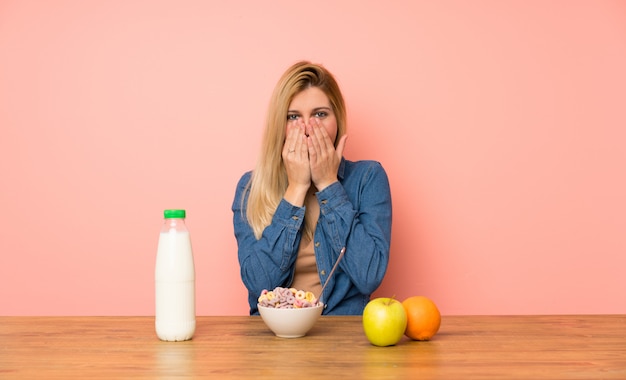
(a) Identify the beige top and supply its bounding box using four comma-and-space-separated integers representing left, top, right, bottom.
290, 193, 322, 298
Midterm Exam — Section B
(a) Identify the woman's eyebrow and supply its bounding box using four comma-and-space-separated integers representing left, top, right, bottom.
287, 106, 332, 113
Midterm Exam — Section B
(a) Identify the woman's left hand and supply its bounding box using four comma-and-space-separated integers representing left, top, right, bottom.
306, 119, 348, 191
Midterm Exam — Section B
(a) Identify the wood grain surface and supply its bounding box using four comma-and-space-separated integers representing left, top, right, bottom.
1, 315, 624, 379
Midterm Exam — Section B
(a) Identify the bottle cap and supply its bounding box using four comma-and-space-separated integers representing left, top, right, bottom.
164, 209, 186, 219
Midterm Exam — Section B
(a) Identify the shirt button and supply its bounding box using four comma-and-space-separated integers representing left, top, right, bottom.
321, 270, 326, 276
292, 216, 299, 220
321, 200, 328, 204
315, 241, 320, 247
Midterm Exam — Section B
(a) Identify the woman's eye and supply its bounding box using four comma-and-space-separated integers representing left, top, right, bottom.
287, 114, 299, 121
314, 111, 328, 118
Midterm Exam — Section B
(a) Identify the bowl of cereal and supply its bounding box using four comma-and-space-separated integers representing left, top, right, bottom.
257, 287, 324, 338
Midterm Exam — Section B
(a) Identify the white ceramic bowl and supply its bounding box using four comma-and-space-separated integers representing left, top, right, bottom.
257, 303, 324, 338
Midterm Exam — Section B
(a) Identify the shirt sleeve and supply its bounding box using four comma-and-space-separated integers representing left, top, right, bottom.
315, 161, 392, 295
231, 172, 305, 314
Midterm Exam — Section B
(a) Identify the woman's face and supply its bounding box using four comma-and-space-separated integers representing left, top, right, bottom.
286, 86, 338, 143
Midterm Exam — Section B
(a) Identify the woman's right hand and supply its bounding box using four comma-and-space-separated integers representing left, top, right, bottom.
282, 120, 311, 206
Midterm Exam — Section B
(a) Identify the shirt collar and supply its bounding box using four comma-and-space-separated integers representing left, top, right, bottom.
338, 157, 346, 180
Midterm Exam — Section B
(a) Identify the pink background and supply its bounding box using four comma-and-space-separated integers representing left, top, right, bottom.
1, 1, 625, 316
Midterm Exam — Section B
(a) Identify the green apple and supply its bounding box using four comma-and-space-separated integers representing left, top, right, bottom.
362, 297, 408, 347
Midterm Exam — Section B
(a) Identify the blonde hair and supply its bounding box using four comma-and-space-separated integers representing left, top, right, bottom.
244, 61, 347, 239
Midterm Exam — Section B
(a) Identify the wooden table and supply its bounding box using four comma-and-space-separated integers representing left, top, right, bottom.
1, 315, 625, 379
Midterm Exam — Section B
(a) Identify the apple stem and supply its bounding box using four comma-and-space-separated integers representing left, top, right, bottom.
386, 295, 397, 306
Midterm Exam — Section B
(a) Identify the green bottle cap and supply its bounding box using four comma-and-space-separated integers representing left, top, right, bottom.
164, 209, 186, 219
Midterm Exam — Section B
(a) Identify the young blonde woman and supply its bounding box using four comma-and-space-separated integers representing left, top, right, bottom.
232, 61, 392, 315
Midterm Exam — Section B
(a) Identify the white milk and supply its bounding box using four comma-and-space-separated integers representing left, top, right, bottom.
155, 227, 196, 341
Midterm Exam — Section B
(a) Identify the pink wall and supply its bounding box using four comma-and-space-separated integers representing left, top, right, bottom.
1, 1, 625, 316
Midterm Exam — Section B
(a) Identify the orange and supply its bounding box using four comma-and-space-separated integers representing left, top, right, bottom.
401, 296, 441, 341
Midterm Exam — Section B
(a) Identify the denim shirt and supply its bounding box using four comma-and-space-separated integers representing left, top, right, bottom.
232, 158, 392, 315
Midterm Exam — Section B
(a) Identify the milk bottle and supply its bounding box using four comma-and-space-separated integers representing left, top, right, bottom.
155, 209, 196, 341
